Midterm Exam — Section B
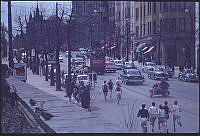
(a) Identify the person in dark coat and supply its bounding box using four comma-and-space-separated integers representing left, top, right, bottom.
80, 83, 91, 111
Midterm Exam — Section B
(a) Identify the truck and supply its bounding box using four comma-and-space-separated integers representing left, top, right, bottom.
85, 49, 105, 75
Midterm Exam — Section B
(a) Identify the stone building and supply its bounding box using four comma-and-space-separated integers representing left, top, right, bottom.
134, 2, 196, 68
71, 1, 109, 50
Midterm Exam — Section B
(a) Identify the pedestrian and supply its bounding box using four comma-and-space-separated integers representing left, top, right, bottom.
115, 85, 122, 104
163, 101, 170, 133
93, 73, 97, 86
80, 84, 91, 112
102, 81, 108, 101
148, 102, 158, 132
107, 79, 114, 98
89, 73, 93, 86
158, 105, 166, 133
137, 104, 149, 133
171, 100, 182, 132
116, 77, 122, 87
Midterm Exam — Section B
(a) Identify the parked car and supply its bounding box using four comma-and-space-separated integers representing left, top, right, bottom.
147, 67, 168, 80
105, 61, 117, 73
123, 61, 136, 69
76, 74, 90, 86
120, 69, 144, 85
155, 65, 174, 78
59, 55, 63, 62
178, 69, 199, 82
65, 51, 69, 57
142, 62, 156, 73
114, 59, 124, 70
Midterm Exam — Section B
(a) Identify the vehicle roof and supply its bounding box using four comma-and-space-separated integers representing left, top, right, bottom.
124, 69, 139, 72
77, 74, 88, 77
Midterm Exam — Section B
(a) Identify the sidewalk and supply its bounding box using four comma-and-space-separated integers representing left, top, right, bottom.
24, 68, 123, 133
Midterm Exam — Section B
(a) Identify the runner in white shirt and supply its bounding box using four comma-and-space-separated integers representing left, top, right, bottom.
116, 77, 122, 87
171, 100, 182, 132
148, 102, 158, 132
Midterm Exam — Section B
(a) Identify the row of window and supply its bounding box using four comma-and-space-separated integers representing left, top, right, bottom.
135, 18, 186, 38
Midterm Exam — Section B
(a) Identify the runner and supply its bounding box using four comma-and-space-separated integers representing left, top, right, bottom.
115, 85, 122, 104
107, 79, 114, 98
158, 105, 167, 133
171, 100, 182, 132
163, 101, 170, 133
148, 102, 158, 132
116, 77, 122, 87
137, 104, 149, 133
102, 81, 108, 101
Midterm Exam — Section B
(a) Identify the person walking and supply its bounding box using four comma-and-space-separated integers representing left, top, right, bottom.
158, 105, 167, 133
102, 81, 108, 101
116, 77, 122, 87
115, 85, 122, 104
93, 73, 97, 87
148, 102, 158, 132
107, 79, 114, 98
137, 104, 149, 133
171, 100, 182, 132
163, 101, 170, 133
80, 83, 91, 112
89, 73, 93, 86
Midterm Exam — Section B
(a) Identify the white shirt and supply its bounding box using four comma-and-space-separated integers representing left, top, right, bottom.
171, 105, 180, 115
158, 109, 165, 118
148, 106, 158, 115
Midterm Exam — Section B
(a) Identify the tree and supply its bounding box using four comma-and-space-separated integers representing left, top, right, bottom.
1, 23, 8, 59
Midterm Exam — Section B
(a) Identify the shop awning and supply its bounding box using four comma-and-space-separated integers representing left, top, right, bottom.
136, 43, 148, 52
144, 46, 155, 54
141, 47, 148, 52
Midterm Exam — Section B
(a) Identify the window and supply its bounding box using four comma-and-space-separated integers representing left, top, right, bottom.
153, 3, 156, 14
127, 7, 130, 18
136, 26, 139, 37
153, 21, 156, 34
179, 2, 185, 11
144, 5, 146, 18
160, 19, 163, 32
170, 18, 176, 32
160, 2, 162, 11
143, 24, 146, 36
140, 25, 142, 37
147, 2, 150, 15
179, 18, 185, 32
118, 11, 121, 21
170, 2, 176, 10
149, 22, 152, 34
163, 2, 168, 12
136, 8, 139, 20
140, 7, 142, 20
149, 3, 152, 15
163, 19, 169, 32
148, 22, 149, 34
132, 7, 134, 17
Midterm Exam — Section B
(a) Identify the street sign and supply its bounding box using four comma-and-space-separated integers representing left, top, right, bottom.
47, 53, 56, 64
13, 63, 27, 82
32, 49, 35, 57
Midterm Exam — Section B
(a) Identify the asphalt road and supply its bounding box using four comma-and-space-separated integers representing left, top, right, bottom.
59, 51, 199, 133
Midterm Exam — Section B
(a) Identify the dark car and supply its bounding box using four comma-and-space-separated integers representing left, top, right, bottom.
120, 69, 144, 85
178, 69, 199, 82
147, 67, 168, 80
155, 65, 174, 78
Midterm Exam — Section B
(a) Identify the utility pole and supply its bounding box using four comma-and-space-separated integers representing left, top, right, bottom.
55, 1, 62, 91
8, 1, 14, 69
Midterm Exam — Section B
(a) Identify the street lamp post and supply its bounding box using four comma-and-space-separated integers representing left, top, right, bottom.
8, 1, 14, 69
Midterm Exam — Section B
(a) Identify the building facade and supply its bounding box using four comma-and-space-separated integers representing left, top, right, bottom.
134, 2, 196, 69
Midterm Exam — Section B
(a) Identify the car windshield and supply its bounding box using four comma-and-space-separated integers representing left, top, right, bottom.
186, 69, 193, 73
107, 63, 115, 66
147, 63, 155, 66
127, 70, 140, 75
125, 64, 133, 67
78, 76, 88, 80
115, 61, 123, 64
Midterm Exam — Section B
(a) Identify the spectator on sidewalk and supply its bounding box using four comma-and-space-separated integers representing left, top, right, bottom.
80, 83, 91, 111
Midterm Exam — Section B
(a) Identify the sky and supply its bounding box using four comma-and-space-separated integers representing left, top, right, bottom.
1, 1, 71, 36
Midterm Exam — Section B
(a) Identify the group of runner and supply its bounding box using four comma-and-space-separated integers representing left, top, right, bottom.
137, 100, 182, 133
102, 77, 122, 104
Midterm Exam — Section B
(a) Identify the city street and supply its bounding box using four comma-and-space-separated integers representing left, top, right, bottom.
57, 51, 199, 133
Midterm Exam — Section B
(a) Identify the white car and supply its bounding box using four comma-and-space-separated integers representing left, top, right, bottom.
114, 60, 124, 70
76, 74, 90, 86
59, 55, 63, 62
142, 62, 156, 73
